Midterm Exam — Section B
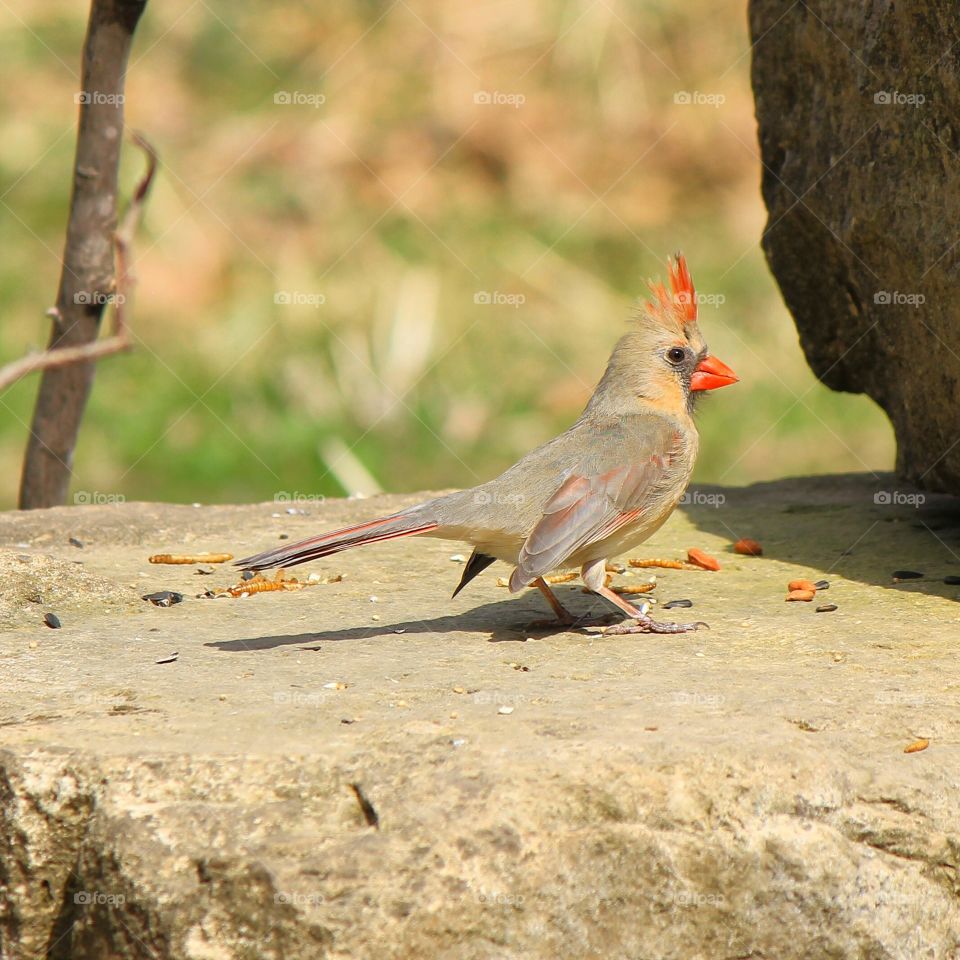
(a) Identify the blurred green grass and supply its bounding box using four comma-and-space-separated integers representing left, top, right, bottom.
0, 0, 893, 508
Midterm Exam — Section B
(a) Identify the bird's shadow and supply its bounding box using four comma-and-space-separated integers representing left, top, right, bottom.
206, 596, 616, 652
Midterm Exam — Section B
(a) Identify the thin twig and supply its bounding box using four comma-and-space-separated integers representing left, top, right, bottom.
0, 134, 157, 394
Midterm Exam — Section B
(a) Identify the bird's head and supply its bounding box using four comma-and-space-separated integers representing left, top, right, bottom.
589, 253, 738, 417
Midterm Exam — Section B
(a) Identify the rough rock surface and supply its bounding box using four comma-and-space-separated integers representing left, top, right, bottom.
1, 476, 959, 959
750, 1, 960, 494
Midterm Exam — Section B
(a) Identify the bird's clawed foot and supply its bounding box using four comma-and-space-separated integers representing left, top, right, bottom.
601, 615, 708, 635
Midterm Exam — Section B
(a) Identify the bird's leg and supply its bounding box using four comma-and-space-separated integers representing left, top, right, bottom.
533, 577, 575, 626
596, 585, 707, 633
579, 558, 706, 634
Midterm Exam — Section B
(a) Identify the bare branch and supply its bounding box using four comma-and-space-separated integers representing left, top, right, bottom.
0, 134, 157, 395
18, 0, 148, 510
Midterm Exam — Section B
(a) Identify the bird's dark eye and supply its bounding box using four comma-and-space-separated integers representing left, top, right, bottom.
667, 347, 686, 365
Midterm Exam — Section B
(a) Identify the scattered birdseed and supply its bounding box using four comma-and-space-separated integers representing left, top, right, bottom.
904, 738, 929, 754
369, 595, 379, 602
814, 580, 830, 590
687, 548, 721, 571
340, 718, 356, 725
788, 579, 817, 593
453, 686, 466, 694
68, 537, 84, 548
155, 652, 179, 664
323, 682, 347, 690
733, 538, 763, 556
786, 589, 816, 602
664, 599, 693, 609
142, 591, 184, 607
816, 603, 838, 613
892, 570, 924, 581
497, 705, 514, 715
449, 554, 466, 563
43, 613, 61, 629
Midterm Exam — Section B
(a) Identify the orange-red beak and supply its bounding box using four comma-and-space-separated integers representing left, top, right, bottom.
690, 355, 738, 392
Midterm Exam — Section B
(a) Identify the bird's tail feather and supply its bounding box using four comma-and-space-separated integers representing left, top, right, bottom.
236, 510, 438, 571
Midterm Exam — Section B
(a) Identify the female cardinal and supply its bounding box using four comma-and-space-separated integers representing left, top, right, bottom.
238, 254, 737, 633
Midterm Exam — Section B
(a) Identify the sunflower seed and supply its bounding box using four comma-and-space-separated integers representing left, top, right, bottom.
814, 580, 830, 590
815, 603, 838, 613
43, 613, 61, 629
142, 591, 184, 607
664, 599, 693, 609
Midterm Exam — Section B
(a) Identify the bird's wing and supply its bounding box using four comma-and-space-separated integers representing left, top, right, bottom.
509, 420, 683, 589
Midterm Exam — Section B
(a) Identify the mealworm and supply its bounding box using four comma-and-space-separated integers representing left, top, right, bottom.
544, 572, 578, 584
628, 558, 689, 570
150, 552, 233, 564
612, 583, 656, 595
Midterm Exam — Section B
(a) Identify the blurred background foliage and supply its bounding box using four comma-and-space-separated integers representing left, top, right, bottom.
0, 0, 893, 507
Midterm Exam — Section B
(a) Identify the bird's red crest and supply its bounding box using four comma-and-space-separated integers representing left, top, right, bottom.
642, 253, 698, 331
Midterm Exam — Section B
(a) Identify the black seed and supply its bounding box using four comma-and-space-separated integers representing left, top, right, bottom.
814, 580, 830, 590
278, 534, 289, 540
142, 590, 184, 607
241, 570, 255, 581
43, 613, 61, 629
892, 570, 924, 581
944, 576, 960, 585
664, 599, 693, 609
816, 603, 838, 613
68, 537, 84, 548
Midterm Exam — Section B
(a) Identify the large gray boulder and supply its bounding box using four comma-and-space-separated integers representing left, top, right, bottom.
750, 2, 960, 494
1, 484, 959, 958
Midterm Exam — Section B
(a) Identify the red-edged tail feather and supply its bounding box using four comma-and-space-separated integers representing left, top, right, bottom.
236, 512, 438, 572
